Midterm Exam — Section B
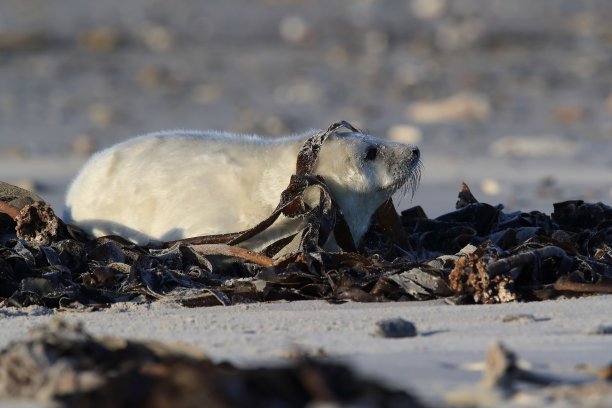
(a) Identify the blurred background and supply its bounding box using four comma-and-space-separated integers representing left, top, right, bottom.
1, 0, 611, 217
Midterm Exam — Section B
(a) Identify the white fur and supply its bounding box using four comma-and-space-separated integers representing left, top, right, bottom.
64, 128, 419, 249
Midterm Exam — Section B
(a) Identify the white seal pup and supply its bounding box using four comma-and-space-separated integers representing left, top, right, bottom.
64, 123, 421, 250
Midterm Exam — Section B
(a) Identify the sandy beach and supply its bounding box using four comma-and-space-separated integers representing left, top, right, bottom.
1, 1, 612, 406
2, 296, 612, 406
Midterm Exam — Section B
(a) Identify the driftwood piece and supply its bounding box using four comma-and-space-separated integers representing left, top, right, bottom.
190, 244, 274, 267
553, 275, 612, 293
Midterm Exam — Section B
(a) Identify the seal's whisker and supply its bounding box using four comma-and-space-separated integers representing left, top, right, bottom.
406, 160, 422, 200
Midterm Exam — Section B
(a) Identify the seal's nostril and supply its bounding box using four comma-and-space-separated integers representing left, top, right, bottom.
412, 147, 420, 157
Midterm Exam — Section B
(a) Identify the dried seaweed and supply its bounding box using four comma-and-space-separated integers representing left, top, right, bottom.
449, 246, 517, 304
0, 320, 426, 407
16, 202, 72, 245
1, 164, 612, 307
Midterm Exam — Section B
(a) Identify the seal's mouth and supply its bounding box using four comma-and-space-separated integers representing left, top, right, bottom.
381, 157, 422, 198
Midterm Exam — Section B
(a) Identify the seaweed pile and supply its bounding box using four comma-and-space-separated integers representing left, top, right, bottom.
0, 319, 425, 407
0, 177, 610, 309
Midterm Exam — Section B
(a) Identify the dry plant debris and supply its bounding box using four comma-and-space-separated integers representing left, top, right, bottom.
447, 341, 612, 407
0, 319, 426, 408
0, 160, 611, 308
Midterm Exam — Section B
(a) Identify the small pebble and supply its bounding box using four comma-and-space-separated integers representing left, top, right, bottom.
410, 0, 446, 20
606, 92, 612, 114
72, 134, 97, 156
435, 19, 484, 50
140, 24, 174, 52
364, 30, 388, 55
136, 66, 167, 88
490, 136, 577, 158
598, 364, 612, 380
553, 105, 585, 125
191, 84, 222, 105
501, 314, 537, 323
0, 32, 45, 51
1, 146, 26, 159
88, 103, 116, 126
279, 16, 309, 44
481, 179, 501, 196
587, 325, 612, 335
79, 27, 120, 52
410, 0, 447, 20
374, 318, 417, 338
405, 93, 490, 123
324, 44, 350, 68
273, 80, 322, 105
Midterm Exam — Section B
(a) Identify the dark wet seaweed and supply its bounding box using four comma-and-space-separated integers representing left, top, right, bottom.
0, 181, 610, 308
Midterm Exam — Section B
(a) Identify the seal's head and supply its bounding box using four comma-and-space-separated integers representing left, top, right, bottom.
313, 128, 421, 244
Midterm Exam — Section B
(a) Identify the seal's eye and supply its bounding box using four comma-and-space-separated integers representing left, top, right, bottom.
365, 146, 378, 161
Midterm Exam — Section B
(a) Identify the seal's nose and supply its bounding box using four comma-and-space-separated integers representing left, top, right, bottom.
412, 147, 420, 159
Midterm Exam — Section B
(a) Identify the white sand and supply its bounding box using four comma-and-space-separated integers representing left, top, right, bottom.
1, 295, 611, 405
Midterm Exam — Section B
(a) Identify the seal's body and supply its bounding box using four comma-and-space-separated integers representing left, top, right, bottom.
64, 126, 420, 249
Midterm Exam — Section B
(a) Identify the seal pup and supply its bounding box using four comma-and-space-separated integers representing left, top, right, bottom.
64, 123, 421, 250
